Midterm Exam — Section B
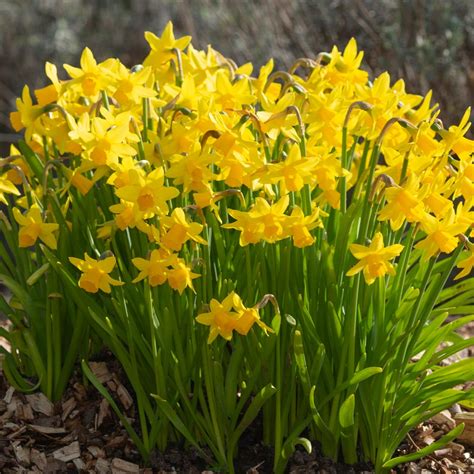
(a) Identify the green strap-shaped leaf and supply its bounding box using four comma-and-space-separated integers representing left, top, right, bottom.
81, 360, 146, 459
349, 366, 383, 385
339, 394, 355, 428
319, 366, 382, 407
0, 347, 42, 393
294, 330, 311, 394
26, 263, 50, 286
309, 386, 334, 442
277, 435, 312, 473
229, 383, 276, 448
0, 274, 33, 312
383, 423, 465, 469
17, 140, 44, 181
151, 392, 209, 461
224, 342, 244, 416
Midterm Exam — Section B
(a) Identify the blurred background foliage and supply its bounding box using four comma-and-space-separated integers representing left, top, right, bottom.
0, 0, 473, 149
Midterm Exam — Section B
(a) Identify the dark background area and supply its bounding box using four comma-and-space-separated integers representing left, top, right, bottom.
0, 0, 473, 151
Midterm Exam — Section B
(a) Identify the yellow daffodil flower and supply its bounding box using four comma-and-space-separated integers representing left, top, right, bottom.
166, 150, 217, 192
415, 209, 468, 260
196, 292, 241, 343
111, 62, 156, 106
455, 247, 474, 280
132, 249, 199, 294
439, 108, 474, 156
288, 206, 325, 248
223, 195, 292, 245
326, 38, 368, 86
347, 232, 403, 285
196, 292, 272, 344
166, 261, 200, 294
10, 86, 45, 141
0, 174, 21, 204
63, 47, 113, 98
160, 207, 207, 251
116, 168, 179, 216
258, 144, 315, 193
232, 293, 273, 337
132, 249, 174, 287
13, 204, 59, 249
69, 253, 123, 293
378, 175, 427, 230
144, 21, 191, 69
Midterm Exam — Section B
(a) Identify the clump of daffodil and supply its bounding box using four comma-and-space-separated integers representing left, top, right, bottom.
347, 232, 404, 285
3, 20, 474, 474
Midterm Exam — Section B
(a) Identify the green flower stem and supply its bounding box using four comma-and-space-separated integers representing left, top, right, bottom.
273, 318, 283, 472
340, 127, 348, 213
45, 286, 53, 399
130, 117, 146, 161
54, 305, 87, 400
145, 283, 160, 396
392, 225, 417, 309
51, 281, 62, 398
202, 344, 228, 469
23, 329, 46, 394
101, 90, 110, 111
119, 289, 151, 453
347, 273, 361, 379
142, 98, 150, 141
398, 257, 437, 363
358, 143, 380, 242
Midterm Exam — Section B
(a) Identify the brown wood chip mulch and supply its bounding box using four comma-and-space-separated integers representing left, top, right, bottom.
0, 322, 473, 473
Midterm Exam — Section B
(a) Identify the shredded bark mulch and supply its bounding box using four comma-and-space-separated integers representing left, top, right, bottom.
0, 310, 473, 473
0, 353, 473, 473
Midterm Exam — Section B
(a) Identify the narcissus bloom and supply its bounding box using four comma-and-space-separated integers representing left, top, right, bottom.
116, 168, 179, 216
63, 47, 112, 97
160, 207, 207, 251
455, 248, 474, 280
326, 38, 368, 86
196, 293, 240, 343
415, 209, 467, 260
223, 195, 292, 245
288, 205, 325, 248
347, 232, 403, 285
144, 21, 191, 68
258, 144, 315, 193
0, 174, 21, 204
9, 86, 44, 140
69, 253, 123, 293
13, 204, 59, 249
439, 107, 474, 155
232, 293, 273, 337
132, 249, 199, 294
167, 261, 200, 294
132, 249, 173, 287
378, 175, 427, 230
196, 292, 272, 344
